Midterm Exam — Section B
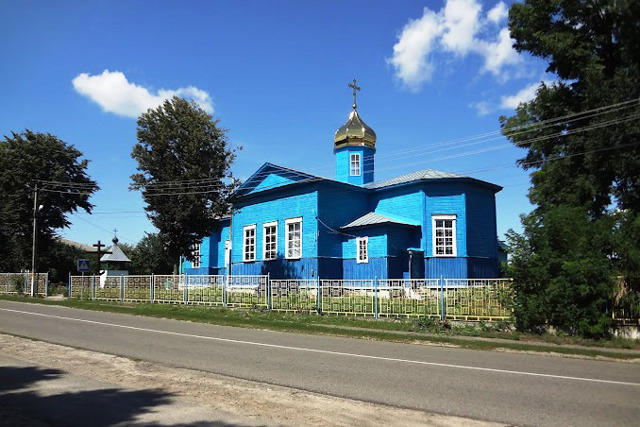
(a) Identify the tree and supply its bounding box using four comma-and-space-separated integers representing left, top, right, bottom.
0, 131, 97, 272
131, 97, 236, 271
128, 233, 174, 275
501, 0, 640, 336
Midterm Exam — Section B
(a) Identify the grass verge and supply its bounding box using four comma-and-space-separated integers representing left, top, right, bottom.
1, 295, 638, 360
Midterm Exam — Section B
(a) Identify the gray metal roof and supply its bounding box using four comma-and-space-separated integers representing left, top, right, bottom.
100, 242, 131, 263
59, 238, 97, 253
364, 169, 465, 189
341, 212, 419, 229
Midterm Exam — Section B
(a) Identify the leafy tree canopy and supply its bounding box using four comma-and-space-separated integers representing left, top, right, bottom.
131, 97, 236, 270
127, 233, 174, 275
502, 0, 640, 216
501, 0, 640, 336
0, 131, 97, 272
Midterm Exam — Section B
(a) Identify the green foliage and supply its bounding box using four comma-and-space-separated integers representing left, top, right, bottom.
40, 239, 84, 283
131, 97, 236, 270
502, 4, 640, 215
507, 206, 615, 337
500, 1, 640, 337
127, 233, 174, 275
0, 130, 97, 272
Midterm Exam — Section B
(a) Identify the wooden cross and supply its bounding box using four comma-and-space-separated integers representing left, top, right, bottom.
348, 78, 360, 110
93, 240, 108, 274
93, 240, 106, 254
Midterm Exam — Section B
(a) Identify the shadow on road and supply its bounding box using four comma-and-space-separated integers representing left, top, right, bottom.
0, 366, 247, 426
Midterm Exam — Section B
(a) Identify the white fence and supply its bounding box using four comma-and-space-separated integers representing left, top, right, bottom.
66, 275, 513, 320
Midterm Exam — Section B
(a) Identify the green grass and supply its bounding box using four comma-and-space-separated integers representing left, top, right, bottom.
1, 294, 639, 359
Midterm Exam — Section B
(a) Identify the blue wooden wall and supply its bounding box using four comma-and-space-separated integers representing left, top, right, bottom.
334, 146, 375, 185
317, 185, 369, 259
465, 185, 498, 258
230, 185, 319, 279
424, 183, 467, 257
183, 168, 501, 280
248, 170, 298, 194
425, 257, 468, 278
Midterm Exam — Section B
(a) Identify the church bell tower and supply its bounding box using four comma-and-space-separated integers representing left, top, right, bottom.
334, 79, 376, 185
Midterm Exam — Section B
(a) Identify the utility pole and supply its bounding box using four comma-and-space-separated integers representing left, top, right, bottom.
30, 183, 39, 297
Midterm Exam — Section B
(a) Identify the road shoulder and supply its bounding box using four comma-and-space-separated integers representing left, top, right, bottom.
0, 333, 503, 426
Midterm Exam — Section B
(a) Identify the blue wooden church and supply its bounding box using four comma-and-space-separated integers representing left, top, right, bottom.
183, 81, 502, 280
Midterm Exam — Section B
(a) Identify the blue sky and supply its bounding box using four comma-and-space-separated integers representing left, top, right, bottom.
0, 0, 550, 246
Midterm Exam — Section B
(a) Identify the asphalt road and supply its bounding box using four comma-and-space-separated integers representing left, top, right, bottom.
1, 300, 639, 426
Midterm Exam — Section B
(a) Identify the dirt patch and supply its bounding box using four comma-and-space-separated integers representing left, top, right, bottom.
1, 333, 503, 426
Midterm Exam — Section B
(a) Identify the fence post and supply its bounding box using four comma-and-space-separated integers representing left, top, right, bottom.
92, 274, 96, 300
184, 273, 188, 305
267, 273, 271, 311
440, 276, 445, 321
68, 272, 72, 298
374, 277, 378, 319
316, 277, 321, 314
223, 271, 227, 308
151, 274, 154, 303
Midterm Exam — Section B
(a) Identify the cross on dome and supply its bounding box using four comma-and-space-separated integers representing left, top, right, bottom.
348, 78, 360, 110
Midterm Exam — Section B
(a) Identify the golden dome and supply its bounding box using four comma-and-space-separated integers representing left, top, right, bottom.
334, 109, 377, 150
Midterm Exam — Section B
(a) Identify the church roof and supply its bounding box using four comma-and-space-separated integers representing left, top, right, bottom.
232, 163, 501, 200
341, 212, 419, 229
100, 238, 131, 263
364, 169, 465, 189
58, 238, 97, 253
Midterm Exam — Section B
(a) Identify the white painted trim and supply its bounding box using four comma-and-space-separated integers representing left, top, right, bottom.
432, 214, 457, 257
349, 152, 361, 176
262, 221, 278, 261
285, 217, 302, 260
242, 224, 257, 262
356, 236, 368, 264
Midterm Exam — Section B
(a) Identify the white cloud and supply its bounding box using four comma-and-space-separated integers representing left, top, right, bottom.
470, 100, 492, 116
487, 2, 508, 24
441, 0, 482, 55
477, 28, 521, 77
72, 70, 213, 118
388, 0, 520, 90
387, 10, 441, 91
500, 81, 548, 109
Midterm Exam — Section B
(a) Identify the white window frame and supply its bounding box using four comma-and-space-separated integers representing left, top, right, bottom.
432, 214, 457, 257
349, 153, 361, 176
285, 217, 302, 260
356, 236, 368, 264
263, 221, 278, 261
243, 224, 257, 262
191, 243, 201, 268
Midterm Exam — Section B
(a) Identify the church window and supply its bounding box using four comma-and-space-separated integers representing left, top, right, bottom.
243, 224, 256, 262
191, 243, 201, 268
432, 215, 456, 257
356, 237, 368, 263
263, 221, 278, 260
285, 217, 302, 259
350, 153, 361, 176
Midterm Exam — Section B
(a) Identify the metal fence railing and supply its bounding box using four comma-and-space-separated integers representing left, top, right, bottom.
0, 273, 48, 296
64, 275, 514, 320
